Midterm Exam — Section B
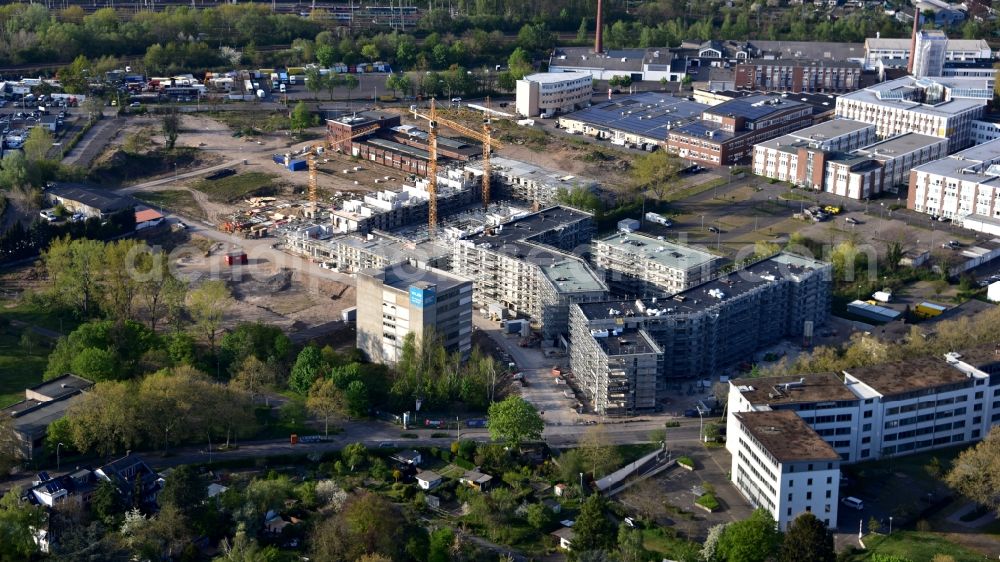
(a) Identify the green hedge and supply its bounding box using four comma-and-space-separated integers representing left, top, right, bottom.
696, 493, 720, 511
676, 456, 694, 468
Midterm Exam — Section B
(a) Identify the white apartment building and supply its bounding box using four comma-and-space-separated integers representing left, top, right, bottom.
851, 133, 948, 189
727, 349, 1000, 529
728, 350, 1000, 465
863, 36, 992, 70
730, 410, 842, 530
834, 76, 990, 152
592, 232, 719, 296
908, 138, 1000, 224
516, 72, 593, 118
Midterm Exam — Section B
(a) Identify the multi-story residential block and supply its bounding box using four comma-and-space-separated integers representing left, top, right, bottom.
452, 206, 607, 342
908, 138, 1000, 228
465, 156, 601, 208
571, 327, 663, 416
728, 348, 1000, 465
863, 36, 991, 70
834, 76, 991, 152
516, 72, 594, 118
356, 262, 473, 364
667, 95, 814, 165
734, 60, 862, 93
592, 232, 719, 296
569, 253, 831, 404
729, 410, 842, 530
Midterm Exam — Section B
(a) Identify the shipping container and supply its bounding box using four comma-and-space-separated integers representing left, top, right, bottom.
288, 159, 308, 172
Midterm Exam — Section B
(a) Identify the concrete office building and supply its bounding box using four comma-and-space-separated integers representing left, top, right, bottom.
356, 262, 473, 364
734, 60, 862, 93
971, 115, 1000, 145
569, 253, 831, 396
667, 95, 814, 165
593, 232, 720, 296
908, 138, 1000, 225
753, 119, 878, 182
729, 410, 842, 530
515, 72, 593, 118
452, 206, 607, 342
572, 327, 663, 416
850, 133, 947, 189
863, 36, 991, 70
834, 76, 991, 151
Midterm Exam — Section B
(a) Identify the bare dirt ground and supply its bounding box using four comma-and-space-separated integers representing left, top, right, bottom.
171, 233, 355, 333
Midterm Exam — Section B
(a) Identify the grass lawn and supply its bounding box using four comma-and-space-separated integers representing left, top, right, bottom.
191, 172, 279, 203
641, 528, 701, 560
0, 303, 70, 407
134, 190, 207, 220
856, 532, 985, 562
665, 178, 726, 202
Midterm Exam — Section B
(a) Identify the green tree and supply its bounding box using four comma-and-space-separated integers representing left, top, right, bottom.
525, 502, 555, 530
162, 109, 180, 150
427, 527, 454, 562
507, 47, 533, 80
386, 73, 411, 98
58, 54, 90, 94
497, 71, 516, 93
487, 395, 544, 450
290, 101, 314, 133
306, 378, 346, 436
0, 413, 20, 476
579, 423, 621, 479
91, 479, 126, 525
361, 43, 380, 62
290, 346, 324, 394
631, 150, 685, 201
159, 465, 206, 518
779, 512, 834, 562
342, 442, 367, 471
344, 74, 359, 108
23, 126, 54, 162
344, 379, 369, 417
305, 67, 325, 99
945, 427, 1000, 511
572, 494, 617, 558
186, 280, 231, 354
715, 508, 782, 562
311, 492, 404, 562
618, 524, 646, 562
0, 487, 46, 561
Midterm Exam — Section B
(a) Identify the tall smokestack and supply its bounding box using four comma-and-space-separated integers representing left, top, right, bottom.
595, 0, 604, 53
907, 9, 919, 74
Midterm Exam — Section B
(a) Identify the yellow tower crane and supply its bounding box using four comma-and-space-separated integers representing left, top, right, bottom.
301, 123, 380, 217
411, 99, 503, 234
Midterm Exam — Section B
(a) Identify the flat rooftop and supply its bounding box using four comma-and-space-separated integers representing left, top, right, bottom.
950, 347, 1000, 372
853, 132, 945, 159
28, 374, 93, 400
597, 232, 718, 271
577, 253, 828, 320
475, 156, 600, 189
704, 95, 809, 122
2, 394, 85, 439
735, 410, 841, 462
750, 40, 866, 61
838, 76, 990, 117
865, 37, 991, 53
465, 205, 591, 247
595, 328, 661, 357
559, 93, 707, 141
910, 138, 1000, 187
365, 137, 430, 160
539, 258, 606, 294
732, 372, 860, 407
846, 357, 974, 397
366, 263, 469, 293
523, 71, 592, 84
788, 119, 874, 142
46, 183, 131, 213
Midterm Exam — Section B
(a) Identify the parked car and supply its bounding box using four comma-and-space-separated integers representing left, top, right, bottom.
707, 226, 720, 234
845, 217, 859, 225
841, 496, 864, 510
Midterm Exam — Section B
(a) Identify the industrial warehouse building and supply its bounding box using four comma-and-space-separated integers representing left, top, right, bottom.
356, 262, 473, 364
451, 206, 607, 343
667, 95, 814, 165
556, 93, 707, 150
569, 253, 831, 415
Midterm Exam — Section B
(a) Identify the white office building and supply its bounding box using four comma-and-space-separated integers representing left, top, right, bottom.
834, 76, 991, 151
730, 410, 842, 531
863, 36, 992, 70
516, 72, 593, 118
971, 117, 1000, 145
908, 138, 1000, 225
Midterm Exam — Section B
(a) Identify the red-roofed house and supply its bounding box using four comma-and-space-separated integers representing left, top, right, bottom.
135, 208, 164, 230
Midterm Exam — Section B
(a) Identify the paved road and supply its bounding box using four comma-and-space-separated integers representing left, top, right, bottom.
62, 115, 126, 167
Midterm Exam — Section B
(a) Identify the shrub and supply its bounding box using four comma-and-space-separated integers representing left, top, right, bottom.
677, 456, 695, 468
696, 493, 720, 511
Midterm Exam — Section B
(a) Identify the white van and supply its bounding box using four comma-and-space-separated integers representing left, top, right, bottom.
841, 496, 864, 510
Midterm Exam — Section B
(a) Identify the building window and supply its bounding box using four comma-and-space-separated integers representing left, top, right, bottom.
807, 492, 812, 500
788, 493, 793, 502
807, 478, 813, 486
